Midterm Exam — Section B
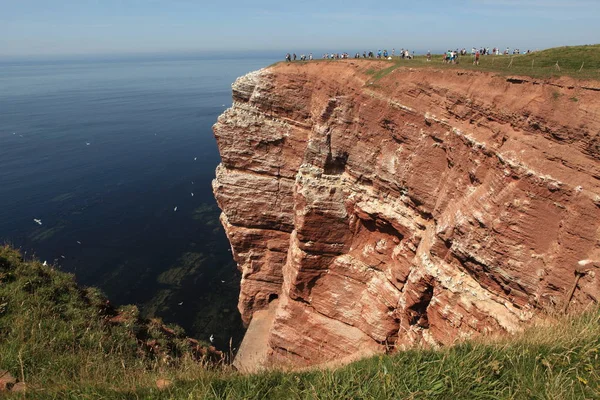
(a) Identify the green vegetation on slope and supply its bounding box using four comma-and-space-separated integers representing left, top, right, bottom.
0, 245, 220, 396
1, 245, 599, 399
314, 44, 600, 82
431, 44, 600, 80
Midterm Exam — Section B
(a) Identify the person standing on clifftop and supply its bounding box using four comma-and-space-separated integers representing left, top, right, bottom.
285, 53, 291, 62
474, 51, 480, 65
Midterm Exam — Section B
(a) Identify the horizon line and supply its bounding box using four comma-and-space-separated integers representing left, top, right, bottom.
1, 43, 596, 62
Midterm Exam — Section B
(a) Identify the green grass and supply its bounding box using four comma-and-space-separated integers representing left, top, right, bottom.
0, 245, 219, 395
446, 44, 600, 80
386, 44, 600, 81
2, 245, 600, 399
279, 45, 600, 82
134, 310, 600, 399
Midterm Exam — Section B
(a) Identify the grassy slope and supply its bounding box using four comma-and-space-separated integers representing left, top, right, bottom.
118, 312, 600, 400
1, 245, 599, 399
0, 245, 218, 396
314, 44, 600, 82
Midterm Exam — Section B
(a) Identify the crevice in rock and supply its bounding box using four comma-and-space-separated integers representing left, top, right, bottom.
272, 346, 312, 362
406, 280, 434, 329
361, 217, 406, 240
217, 165, 297, 184
324, 151, 349, 175
469, 171, 481, 185
242, 276, 285, 285
506, 77, 529, 85
582, 85, 600, 92
453, 252, 530, 307
257, 136, 285, 150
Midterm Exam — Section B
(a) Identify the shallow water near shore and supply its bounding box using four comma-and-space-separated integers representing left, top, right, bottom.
0, 54, 279, 349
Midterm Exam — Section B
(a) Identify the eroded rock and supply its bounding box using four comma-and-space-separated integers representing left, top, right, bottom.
213, 61, 600, 370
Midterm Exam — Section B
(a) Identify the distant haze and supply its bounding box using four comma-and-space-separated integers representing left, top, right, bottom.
1, 0, 599, 58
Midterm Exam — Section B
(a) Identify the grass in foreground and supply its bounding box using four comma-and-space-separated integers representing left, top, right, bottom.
0, 245, 219, 396
1, 245, 600, 399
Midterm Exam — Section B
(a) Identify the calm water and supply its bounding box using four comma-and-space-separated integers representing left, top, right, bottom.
0, 55, 278, 348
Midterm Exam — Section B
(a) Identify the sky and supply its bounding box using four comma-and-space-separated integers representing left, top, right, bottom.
0, 0, 598, 58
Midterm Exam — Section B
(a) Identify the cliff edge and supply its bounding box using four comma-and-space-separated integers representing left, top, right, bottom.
213, 60, 600, 371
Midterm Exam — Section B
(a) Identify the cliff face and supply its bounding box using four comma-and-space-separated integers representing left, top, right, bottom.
213, 61, 600, 370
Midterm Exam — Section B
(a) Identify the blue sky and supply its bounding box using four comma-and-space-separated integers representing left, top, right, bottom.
0, 0, 598, 57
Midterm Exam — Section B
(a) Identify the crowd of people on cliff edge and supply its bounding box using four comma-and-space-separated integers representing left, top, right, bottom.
284, 46, 534, 64
285, 48, 416, 62
443, 47, 534, 64
285, 53, 313, 61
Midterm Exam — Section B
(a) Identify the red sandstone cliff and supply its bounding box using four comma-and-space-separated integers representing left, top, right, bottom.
212, 61, 600, 371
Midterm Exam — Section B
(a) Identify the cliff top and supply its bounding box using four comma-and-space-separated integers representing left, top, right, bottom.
259, 52, 600, 197
274, 44, 600, 82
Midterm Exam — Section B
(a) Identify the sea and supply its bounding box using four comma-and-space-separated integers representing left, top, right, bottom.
0, 53, 280, 350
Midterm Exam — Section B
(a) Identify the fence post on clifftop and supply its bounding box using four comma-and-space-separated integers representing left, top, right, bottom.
564, 260, 597, 314
563, 270, 584, 314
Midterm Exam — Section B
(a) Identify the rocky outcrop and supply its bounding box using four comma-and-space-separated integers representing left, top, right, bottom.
213, 61, 600, 370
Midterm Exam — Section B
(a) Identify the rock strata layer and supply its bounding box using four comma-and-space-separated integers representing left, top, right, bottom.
213, 61, 600, 370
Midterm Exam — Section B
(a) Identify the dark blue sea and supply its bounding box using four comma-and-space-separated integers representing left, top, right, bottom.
0, 54, 279, 349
